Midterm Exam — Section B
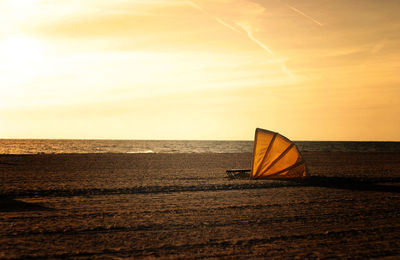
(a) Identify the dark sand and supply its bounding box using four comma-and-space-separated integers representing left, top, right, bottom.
0, 152, 399, 259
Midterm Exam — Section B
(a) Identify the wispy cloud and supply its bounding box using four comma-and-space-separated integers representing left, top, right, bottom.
284, 2, 323, 26
214, 17, 242, 34
236, 23, 274, 55
186, 1, 274, 55
186, 1, 297, 77
186, 0, 242, 34
187, 0, 296, 79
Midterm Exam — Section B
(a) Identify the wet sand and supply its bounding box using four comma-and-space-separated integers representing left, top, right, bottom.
0, 152, 399, 259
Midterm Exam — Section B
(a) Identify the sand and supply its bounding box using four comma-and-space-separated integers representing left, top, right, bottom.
0, 152, 399, 259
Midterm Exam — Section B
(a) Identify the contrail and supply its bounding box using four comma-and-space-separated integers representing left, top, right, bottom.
186, 0, 273, 55
236, 23, 273, 55
281, 63, 295, 78
186, 0, 242, 33
186, 0, 296, 78
214, 17, 242, 34
285, 3, 323, 26
186, 0, 208, 14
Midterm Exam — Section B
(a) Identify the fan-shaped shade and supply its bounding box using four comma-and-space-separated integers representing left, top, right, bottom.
251, 128, 307, 179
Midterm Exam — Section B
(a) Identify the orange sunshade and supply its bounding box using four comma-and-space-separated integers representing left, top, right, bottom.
251, 128, 307, 179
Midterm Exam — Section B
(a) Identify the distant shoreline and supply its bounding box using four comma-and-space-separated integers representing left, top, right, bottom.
1, 140, 400, 154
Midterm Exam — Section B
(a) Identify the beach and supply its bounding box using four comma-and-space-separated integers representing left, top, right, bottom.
1, 152, 399, 259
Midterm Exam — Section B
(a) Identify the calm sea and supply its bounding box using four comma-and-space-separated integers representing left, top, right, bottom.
0, 139, 399, 154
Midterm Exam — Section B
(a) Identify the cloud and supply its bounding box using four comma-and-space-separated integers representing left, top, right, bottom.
186, 0, 242, 34
236, 23, 273, 55
283, 2, 323, 26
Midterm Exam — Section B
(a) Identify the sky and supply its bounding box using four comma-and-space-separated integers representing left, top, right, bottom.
0, 0, 399, 141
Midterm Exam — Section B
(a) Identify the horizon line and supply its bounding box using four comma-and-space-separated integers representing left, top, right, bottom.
0, 138, 399, 142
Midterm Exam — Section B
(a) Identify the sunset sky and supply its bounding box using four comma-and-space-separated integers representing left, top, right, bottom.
1, 0, 399, 140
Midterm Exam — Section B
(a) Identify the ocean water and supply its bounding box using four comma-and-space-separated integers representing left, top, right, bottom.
0, 139, 399, 154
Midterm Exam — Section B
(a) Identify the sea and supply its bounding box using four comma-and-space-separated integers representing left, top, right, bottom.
0, 139, 399, 154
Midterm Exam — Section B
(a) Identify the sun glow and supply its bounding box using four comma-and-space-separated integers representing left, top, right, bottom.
1, 35, 44, 68
8, 0, 37, 8
0, 34, 48, 107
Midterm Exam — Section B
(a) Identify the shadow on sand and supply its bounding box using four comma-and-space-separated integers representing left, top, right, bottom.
0, 198, 54, 212
1, 177, 399, 202
227, 172, 400, 193
296, 176, 400, 193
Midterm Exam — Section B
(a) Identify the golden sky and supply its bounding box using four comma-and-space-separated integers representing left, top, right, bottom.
1, 0, 399, 140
